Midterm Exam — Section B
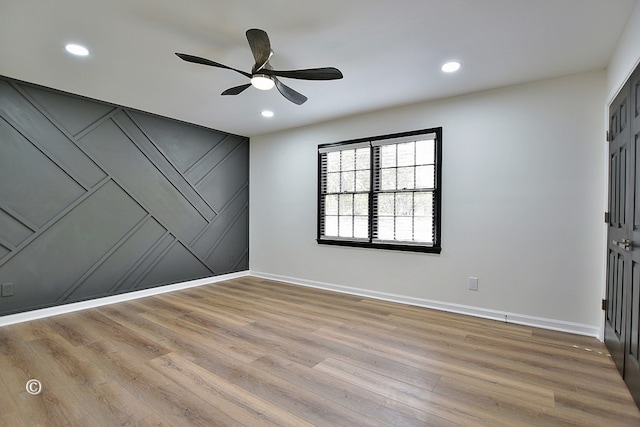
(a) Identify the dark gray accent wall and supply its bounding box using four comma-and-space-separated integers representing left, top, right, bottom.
0, 76, 249, 316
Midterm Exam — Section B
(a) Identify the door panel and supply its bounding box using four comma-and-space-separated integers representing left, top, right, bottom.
607, 248, 625, 374
606, 82, 629, 377
606, 62, 640, 408
625, 66, 640, 406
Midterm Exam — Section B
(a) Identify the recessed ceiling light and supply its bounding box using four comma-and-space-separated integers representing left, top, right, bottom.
65, 43, 89, 56
261, 110, 274, 118
441, 61, 461, 73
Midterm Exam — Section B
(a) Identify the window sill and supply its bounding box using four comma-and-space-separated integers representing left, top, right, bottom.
317, 238, 442, 254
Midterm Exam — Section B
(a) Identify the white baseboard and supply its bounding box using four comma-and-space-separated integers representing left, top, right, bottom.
250, 271, 601, 339
0, 271, 250, 327
0, 270, 601, 339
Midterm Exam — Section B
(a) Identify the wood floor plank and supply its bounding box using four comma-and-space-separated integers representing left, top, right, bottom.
44, 312, 105, 347
0, 329, 82, 425
150, 352, 314, 427
145, 310, 267, 364
188, 350, 384, 426
431, 376, 572, 426
175, 310, 327, 368
214, 279, 397, 326
9, 318, 58, 343
23, 334, 164, 425
182, 286, 349, 332
314, 356, 524, 426
160, 292, 257, 326
0, 375, 25, 427
79, 309, 172, 361
313, 321, 625, 403
251, 353, 450, 426
315, 356, 440, 408
0, 276, 638, 426
82, 339, 241, 426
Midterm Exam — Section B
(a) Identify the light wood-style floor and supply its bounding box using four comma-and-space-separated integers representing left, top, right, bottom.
0, 276, 639, 426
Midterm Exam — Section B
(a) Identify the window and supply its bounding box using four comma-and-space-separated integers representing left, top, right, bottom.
318, 127, 442, 253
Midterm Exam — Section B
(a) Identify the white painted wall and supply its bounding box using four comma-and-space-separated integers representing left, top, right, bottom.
607, 0, 640, 101
250, 70, 606, 333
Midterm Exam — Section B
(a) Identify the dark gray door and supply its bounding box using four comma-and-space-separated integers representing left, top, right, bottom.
624, 65, 640, 406
606, 63, 640, 407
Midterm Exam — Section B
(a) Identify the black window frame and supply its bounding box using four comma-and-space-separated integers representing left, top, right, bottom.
317, 127, 442, 253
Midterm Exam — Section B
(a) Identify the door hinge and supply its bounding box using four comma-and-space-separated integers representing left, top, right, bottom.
602, 299, 607, 310
606, 130, 611, 142
605, 212, 610, 223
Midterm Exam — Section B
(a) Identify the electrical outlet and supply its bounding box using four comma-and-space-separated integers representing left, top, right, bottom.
1, 283, 14, 297
468, 277, 478, 291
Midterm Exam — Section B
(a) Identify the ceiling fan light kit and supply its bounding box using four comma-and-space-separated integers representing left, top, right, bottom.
250, 75, 275, 90
176, 28, 343, 105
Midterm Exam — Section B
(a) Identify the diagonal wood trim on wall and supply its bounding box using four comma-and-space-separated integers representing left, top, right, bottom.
0, 76, 249, 316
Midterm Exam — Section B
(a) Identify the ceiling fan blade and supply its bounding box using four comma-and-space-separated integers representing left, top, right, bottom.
221, 83, 252, 96
273, 78, 307, 105
263, 67, 343, 80
175, 53, 251, 78
246, 29, 271, 73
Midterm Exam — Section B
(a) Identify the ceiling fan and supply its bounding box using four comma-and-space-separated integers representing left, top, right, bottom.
175, 29, 343, 105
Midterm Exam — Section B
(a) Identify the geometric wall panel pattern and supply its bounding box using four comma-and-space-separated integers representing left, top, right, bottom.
0, 76, 249, 316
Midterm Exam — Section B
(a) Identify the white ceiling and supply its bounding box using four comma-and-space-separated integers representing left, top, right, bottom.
0, 0, 637, 137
